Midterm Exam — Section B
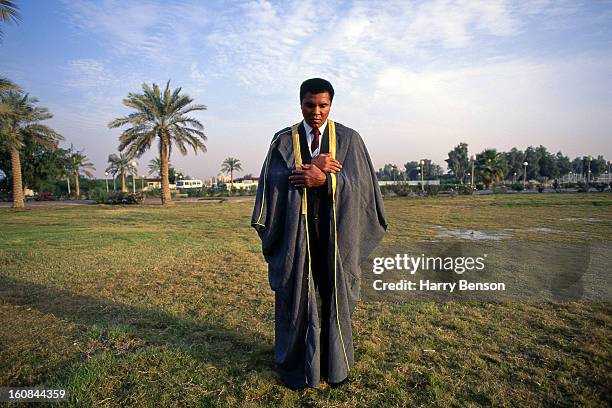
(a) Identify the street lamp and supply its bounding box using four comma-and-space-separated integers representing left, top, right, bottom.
104, 172, 109, 192
470, 154, 476, 188
523, 162, 528, 187
513, 172, 517, 184
131, 161, 137, 193
587, 156, 592, 183
419, 160, 425, 191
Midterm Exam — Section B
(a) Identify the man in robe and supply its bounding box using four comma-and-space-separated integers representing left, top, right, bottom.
251, 78, 387, 390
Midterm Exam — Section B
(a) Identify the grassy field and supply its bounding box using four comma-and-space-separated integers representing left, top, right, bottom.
0, 193, 610, 407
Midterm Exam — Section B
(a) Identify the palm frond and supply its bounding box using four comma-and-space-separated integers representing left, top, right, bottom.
0, 0, 20, 42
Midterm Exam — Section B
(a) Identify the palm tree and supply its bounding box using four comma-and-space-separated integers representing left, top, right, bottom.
0, 77, 19, 115
0, 0, 20, 42
106, 153, 132, 192
221, 157, 242, 194
66, 146, 95, 198
147, 157, 162, 176
476, 149, 506, 190
0, 91, 62, 208
55, 147, 72, 195
108, 81, 207, 205
0, 76, 19, 93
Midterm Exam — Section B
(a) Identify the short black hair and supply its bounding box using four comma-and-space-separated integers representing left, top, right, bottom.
300, 78, 334, 102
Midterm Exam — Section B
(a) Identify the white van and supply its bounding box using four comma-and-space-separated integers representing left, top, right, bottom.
176, 179, 203, 189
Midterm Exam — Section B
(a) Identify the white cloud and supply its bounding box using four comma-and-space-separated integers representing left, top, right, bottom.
190, 62, 207, 87
202, 0, 578, 95
63, 0, 212, 62
65, 59, 113, 89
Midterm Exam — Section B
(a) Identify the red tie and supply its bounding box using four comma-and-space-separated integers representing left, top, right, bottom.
310, 127, 320, 154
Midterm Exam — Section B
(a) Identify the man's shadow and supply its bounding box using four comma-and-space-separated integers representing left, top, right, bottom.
0, 275, 274, 384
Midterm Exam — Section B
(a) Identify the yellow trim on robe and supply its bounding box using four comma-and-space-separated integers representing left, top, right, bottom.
328, 120, 350, 372
292, 123, 314, 384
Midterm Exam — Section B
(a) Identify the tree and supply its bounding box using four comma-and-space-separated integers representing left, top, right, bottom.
0, 91, 62, 208
147, 156, 175, 181
221, 157, 242, 193
0, 0, 20, 42
147, 157, 165, 176
106, 153, 132, 192
591, 155, 607, 178
524, 146, 541, 181
419, 159, 443, 180
445, 142, 469, 184
376, 163, 402, 181
555, 152, 571, 177
0, 76, 19, 93
571, 157, 583, 177
66, 146, 95, 198
403, 161, 420, 180
536, 145, 558, 180
57, 148, 72, 195
476, 149, 506, 189
503, 148, 525, 181
0, 138, 68, 194
109, 81, 207, 205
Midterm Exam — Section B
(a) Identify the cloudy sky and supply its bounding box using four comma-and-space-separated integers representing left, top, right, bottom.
1, 0, 611, 178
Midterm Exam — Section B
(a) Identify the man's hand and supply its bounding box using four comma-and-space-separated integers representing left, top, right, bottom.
288, 164, 326, 188
311, 153, 342, 174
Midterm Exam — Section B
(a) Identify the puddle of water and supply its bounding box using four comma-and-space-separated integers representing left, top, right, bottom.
560, 217, 603, 222
433, 228, 510, 241
504, 227, 560, 233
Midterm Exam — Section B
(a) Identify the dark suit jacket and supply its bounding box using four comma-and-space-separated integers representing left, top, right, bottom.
298, 122, 333, 270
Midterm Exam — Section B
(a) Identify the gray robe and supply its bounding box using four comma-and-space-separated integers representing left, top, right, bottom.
251, 120, 388, 389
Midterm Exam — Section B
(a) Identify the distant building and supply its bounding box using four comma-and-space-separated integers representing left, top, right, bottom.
144, 178, 177, 191
144, 178, 161, 190
231, 177, 259, 190
204, 175, 232, 187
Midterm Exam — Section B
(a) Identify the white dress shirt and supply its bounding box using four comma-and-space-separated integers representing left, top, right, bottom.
302, 120, 327, 157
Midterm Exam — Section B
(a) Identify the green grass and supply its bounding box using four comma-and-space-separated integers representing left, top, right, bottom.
0, 193, 610, 407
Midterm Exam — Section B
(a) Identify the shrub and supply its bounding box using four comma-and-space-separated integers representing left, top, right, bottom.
146, 188, 161, 198
457, 185, 474, 195
577, 182, 589, 193
34, 191, 56, 201
552, 179, 560, 190
380, 184, 416, 197
593, 183, 607, 192
510, 182, 524, 192
186, 188, 204, 197
88, 187, 108, 202
424, 185, 440, 196
96, 191, 144, 205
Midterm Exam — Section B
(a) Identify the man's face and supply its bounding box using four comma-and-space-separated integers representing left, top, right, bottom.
300, 92, 332, 129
